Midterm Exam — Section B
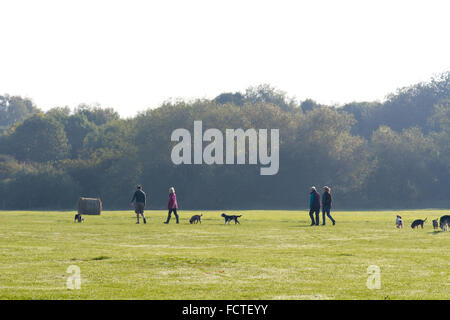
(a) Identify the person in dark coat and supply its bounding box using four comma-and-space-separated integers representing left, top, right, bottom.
130, 185, 147, 224
321, 186, 335, 226
164, 187, 179, 224
309, 186, 321, 226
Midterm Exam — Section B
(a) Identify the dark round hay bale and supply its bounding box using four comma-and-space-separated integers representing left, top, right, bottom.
78, 197, 102, 215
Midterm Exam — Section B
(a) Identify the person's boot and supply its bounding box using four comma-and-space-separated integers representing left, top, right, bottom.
143, 217, 147, 224
332, 220, 336, 226
164, 215, 170, 224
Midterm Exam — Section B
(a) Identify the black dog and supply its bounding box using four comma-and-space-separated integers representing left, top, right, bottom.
190, 214, 202, 224
221, 213, 242, 224
74, 213, 84, 223
411, 218, 426, 229
432, 219, 439, 230
439, 215, 450, 231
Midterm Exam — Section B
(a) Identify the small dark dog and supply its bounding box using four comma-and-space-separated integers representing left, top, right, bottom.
189, 214, 202, 224
411, 218, 426, 229
221, 213, 242, 224
74, 213, 84, 223
439, 215, 450, 231
432, 219, 439, 230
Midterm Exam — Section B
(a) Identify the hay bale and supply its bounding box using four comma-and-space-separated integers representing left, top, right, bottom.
78, 197, 102, 215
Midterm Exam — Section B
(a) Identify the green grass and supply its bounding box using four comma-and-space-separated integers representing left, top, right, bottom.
0, 210, 448, 300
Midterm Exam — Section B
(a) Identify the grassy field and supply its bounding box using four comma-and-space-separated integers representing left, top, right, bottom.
0, 209, 448, 300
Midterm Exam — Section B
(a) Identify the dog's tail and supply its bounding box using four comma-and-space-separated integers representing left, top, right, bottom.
238, 215, 242, 217
200, 214, 203, 216
423, 218, 427, 223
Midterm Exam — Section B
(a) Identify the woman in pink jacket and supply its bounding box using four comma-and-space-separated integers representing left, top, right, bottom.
164, 187, 179, 224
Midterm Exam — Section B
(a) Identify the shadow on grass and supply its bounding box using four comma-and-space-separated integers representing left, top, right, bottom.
91, 256, 111, 261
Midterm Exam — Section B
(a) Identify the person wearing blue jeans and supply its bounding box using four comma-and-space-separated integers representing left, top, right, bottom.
322, 186, 335, 226
309, 186, 321, 226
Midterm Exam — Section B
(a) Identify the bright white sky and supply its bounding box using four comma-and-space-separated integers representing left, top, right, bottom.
1, 0, 449, 117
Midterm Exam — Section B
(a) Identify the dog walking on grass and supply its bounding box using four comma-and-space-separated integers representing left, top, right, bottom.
74, 213, 84, 223
432, 219, 439, 230
411, 218, 427, 229
395, 215, 403, 228
221, 213, 242, 224
190, 214, 202, 224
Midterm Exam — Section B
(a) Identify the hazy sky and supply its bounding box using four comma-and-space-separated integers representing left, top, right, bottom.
1, 0, 449, 117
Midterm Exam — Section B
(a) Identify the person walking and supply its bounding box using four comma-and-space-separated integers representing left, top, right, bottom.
309, 186, 321, 226
164, 187, 179, 224
321, 186, 335, 226
130, 185, 147, 224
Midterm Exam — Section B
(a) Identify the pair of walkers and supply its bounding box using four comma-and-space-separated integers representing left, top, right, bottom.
309, 186, 335, 226
130, 185, 179, 224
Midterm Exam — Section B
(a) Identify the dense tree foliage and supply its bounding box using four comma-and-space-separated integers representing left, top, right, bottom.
0, 73, 449, 210
2, 114, 71, 162
0, 95, 40, 132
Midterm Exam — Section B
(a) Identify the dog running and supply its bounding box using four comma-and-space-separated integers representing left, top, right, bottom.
189, 214, 202, 224
221, 213, 242, 224
411, 218, 427, 229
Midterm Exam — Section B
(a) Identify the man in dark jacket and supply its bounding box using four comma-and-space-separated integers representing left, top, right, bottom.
322, 186, 335, 226
131, 185, 147, 224
309, 186, 321, 226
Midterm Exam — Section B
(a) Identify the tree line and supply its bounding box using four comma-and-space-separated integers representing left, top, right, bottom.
1, 72, 449, 210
